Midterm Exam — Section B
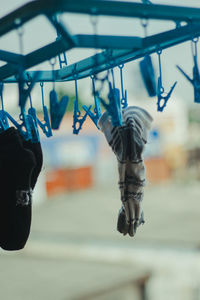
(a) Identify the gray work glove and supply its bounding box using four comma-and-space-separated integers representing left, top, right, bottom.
98, 106, 153, 237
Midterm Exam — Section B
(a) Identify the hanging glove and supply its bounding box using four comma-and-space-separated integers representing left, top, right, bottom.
98, 106, 153, 237
0, 127, 36, 250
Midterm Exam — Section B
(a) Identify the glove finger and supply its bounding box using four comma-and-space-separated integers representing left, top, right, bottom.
134, 200, 141, 223
117, 207, 129, 235
128, 223, 135, 237
123, 200, 132, 224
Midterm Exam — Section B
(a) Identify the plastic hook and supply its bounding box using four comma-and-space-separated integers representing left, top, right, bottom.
49, 89, 69, 130
36, 82, 53, 137
100, 81, 122, 127
49, 58, 69, 130
0, 82, 9, 132
177, 38, 200, 103
26, 81, 40, 143
4, 70, 36, 140
118, 64, 128, 109
55, 15, 68, 69
82, 75, 102, 129
73, 77, 90, 134
139, 55, 156, 97
156, 50, 177, 111
139, 17, 156, 97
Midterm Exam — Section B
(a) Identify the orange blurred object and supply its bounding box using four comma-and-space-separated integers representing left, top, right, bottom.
46, 166, 93, 196
145, 157, 171, 184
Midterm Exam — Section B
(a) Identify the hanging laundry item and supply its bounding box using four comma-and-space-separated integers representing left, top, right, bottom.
98, 106, 153, 237
0, 127, 43, 251
23, 139, 43, 190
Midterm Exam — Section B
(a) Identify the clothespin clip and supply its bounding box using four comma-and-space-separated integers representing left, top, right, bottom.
48, 58, 69, 130
82, 75, 102, 129
73, 100, 90, 134
27, 107, 40, 143
157, 80, 177, 112
177, 38, 200, 103
10, 69, 40, 140
139, 55, 156, 97
73, 77, 90, 134
139, 18, 156, 97
156, 50, 177, 112
35, 82, 52, 137
3, 87, 32, 140
100, 81, 122, 127
49, 89, 69, 130
0, 82, 9, 132
18, 70, 40, 109
118, 64, 128, 109
37, 105, 52, 137
22, 79, 40, 143
5, 109, 32, 141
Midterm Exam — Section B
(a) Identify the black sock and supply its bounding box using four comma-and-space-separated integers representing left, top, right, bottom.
0, 127, 36, 251
22, 139, 43, 190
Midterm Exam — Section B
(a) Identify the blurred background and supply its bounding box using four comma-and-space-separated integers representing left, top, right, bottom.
1, 0, 200, 300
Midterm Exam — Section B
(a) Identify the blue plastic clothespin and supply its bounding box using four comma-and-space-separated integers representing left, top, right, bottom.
22, 80, 40, 143
139, 55, 156, 97
0, 82, 9, 132
73, 78, 90, 134
82, 76, 102, 129
100, 81, 122, 127
10, 70, 41, 140
177, 39, 200, 103
49, 89, 69, 130
0, 80, 32, 140
34, 82, 53, 138
18, 71, 40, 109
118, 64, 128, 109
5, 108, 32, 141
157, 78, 177, 112
27, 108, 40, 143
156, 50, 177, 112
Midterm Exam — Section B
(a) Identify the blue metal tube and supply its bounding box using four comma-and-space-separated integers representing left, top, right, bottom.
1, 0, 200, 40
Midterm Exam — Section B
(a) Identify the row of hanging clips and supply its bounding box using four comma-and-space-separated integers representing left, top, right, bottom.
140, 18, 200, 109
1, 14, 200, 141
0, 14, 129, 142
139, 18, 177, 112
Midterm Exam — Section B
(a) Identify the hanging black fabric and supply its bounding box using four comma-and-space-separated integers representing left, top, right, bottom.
0, 127, 43, 250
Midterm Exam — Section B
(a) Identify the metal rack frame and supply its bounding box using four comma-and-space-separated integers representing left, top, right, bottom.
1, 0, 200, 82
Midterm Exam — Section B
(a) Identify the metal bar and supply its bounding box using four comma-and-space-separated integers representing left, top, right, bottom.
0, 50, 24, 64
45, 0, 200, 23
141, 0, 152, 4
0, 38, 74, 80
76, 35, 142, 49
4, 23, 200, 83
0, 1, 45, 38
56, 23, 200, 81
0, 35, 142, 80
46, 14, 78, 47
5, 23, 200, 83
1, 0, 200, 40
30, 0, 200, 23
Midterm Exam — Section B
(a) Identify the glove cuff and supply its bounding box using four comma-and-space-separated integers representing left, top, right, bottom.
98, 112, 114, 145
123, 106, 153, 143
